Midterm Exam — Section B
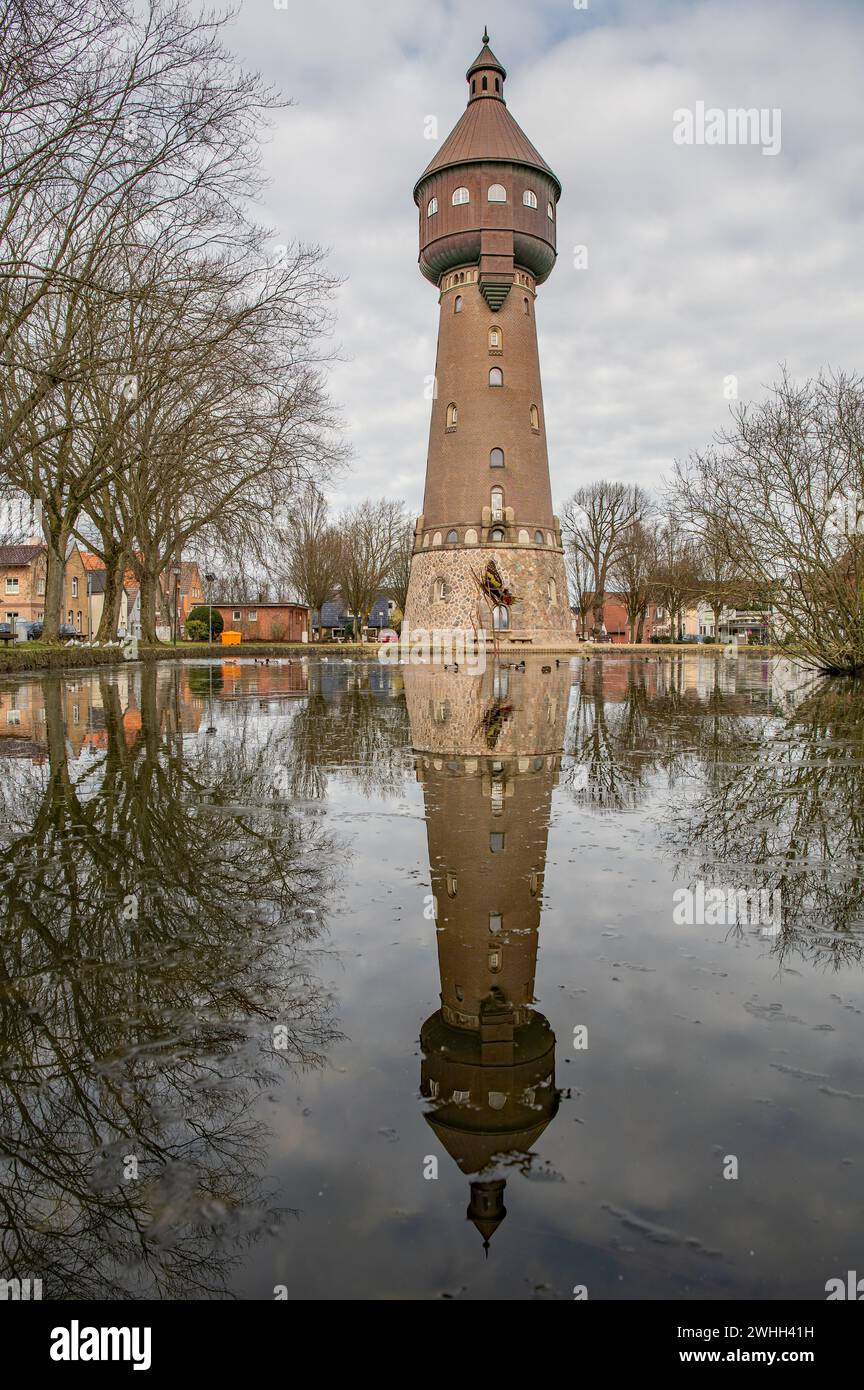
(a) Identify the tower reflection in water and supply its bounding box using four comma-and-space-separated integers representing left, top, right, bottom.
404, 658, 570, 1252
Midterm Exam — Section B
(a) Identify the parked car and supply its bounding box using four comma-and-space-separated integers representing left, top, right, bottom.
58, 624, 81, 642
25, 621, 43, 641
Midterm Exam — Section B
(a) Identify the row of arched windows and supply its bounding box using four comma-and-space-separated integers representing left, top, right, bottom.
431, 514, 551, 546
427, 188, 554, 218
445, 402, 540, 430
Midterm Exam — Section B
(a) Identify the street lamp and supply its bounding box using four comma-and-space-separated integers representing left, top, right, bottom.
205, 572, 215, 647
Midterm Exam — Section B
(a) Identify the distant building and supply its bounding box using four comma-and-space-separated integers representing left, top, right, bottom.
0, 543, 46, 628
214, 602, 308, 642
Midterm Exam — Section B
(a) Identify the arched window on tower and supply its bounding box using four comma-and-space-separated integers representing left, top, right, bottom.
548, 578, 558, 604
434, 576, 448, 601
488, 367, 503, 387
490, 447, 504, 468
488, 325, 502, 352
452, 186, 469, 206
492, 603, 509, 628
454, 294, 462, 313
534, 529, 544, 545
490, 487, 504, 520
471, 78, 476, 94
495, 77, 500, 92
446, 402, 458, 428
523, 189, 538, 208
490, 529, 505, 542
530, 403, 540, 430
482, 75, 488, 91
426, 196, 438, 216
446, 529, 458, 544
487, 183, 506, 202
523, 296, 530, 315
547, 201, 555, 220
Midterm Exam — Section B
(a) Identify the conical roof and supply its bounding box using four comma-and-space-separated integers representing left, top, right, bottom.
414, 96, 560, 199
466, 35, 506, 80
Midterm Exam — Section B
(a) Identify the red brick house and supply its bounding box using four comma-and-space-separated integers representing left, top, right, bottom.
0, 543, 47, 626
214, 602, 308, 642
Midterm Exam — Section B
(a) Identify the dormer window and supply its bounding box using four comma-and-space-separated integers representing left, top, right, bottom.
426, 196, 438, 217
452, 186, 469, 206
523, 190, 538, 208
488, 183, 506, 202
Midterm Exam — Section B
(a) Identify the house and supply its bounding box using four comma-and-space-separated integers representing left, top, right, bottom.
1, 543, 47, 629
311, 588, 396, 640
214, 602, 308, 642
65, 546, 129, 638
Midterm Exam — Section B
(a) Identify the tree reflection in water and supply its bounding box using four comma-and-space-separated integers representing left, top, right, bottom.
0, 665, 342, 1299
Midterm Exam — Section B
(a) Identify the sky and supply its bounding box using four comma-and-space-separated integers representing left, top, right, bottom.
224, 0, 864, 517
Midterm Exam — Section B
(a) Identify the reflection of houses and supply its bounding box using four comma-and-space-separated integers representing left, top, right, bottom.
405, 660, 568, 1250
214, 602, 308, 643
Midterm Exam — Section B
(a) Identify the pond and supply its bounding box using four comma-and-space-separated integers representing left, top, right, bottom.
0, 652, 861, 1300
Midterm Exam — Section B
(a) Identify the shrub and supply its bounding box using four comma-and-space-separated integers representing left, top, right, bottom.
185, 606, 223, 638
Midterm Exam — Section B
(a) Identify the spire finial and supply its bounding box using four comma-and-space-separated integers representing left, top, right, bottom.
483, 27, 489, 44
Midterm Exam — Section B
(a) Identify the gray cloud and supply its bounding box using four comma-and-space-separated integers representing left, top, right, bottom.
228, 0, 864, 512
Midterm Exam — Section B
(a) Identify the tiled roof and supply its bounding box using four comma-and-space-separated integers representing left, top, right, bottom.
79, 551, 105, 571
416, 87, 559, 193
0, 544, 44, 566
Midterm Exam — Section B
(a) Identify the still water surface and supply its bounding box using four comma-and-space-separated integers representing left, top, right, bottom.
0, 652, 861, 1300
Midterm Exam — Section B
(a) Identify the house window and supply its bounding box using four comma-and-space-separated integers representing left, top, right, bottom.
446, 529, 458, 544
534, 529, 544, 544
492, 602, 509, 627
233, 609, 241, 621
490, 528, 505, 543
67, 609, 73, 624
487, 183, 506, 202
37, 577, 45, 594
426, 196, 438, 216
523, 189, 537, 208
490, 832, 505, 853
454, 294, 462, 312
489, 367, 503, 387
4, 577, 19, 594
547, 201, 555, 219
452, 186, 469, 205
248, 609, 257, 621
488, 326, 502, 351
490, 447, 504, 468
76, 611, 82, 629
446, 402, 458, 427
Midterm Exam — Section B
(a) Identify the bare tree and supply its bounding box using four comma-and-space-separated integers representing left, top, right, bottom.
338, 499, 407, 641
561, 482, 647, 636
611, 519, 659, 643
652, 512, 700, 641
280, 487, 341, 640
565, 546, 594, 639
676, 369, 864, 673
387, 519, 415, 627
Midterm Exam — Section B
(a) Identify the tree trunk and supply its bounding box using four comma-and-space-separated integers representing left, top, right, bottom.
97, 549, 126, 641
592, 590, 605, 636
635, 606, 646, 644
41, 523, 70, 642
140, 567, 159, 644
